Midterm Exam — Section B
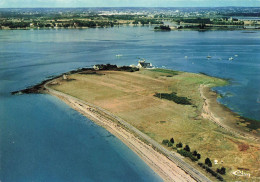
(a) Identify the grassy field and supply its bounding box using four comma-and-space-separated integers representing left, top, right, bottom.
50, 69, 260, 181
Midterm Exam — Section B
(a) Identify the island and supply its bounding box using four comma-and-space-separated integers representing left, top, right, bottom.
13, 65, 260, 181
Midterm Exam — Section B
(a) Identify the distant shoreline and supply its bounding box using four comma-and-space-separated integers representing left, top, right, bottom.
1, 24, 260, 31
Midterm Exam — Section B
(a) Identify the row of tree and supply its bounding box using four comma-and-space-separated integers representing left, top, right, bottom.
162, 137, 226, 181
198, 163, 224, 181
162, 138, 201, 160
0, 20, 115, 29
0, 21, 30, 28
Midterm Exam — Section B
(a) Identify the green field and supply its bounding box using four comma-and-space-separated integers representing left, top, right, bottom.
49, 69, 260, 181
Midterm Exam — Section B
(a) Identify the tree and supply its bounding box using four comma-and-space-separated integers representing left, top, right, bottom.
168, 142, 173, 147
197, 153, 201, 159
170, 137, 174, 144
205, 158, 212, 167
184, 145, 190, 152
176, 142, 183, 148
192, 150, 197, 156
217, 167, 226, 175
162, 139, 169, 145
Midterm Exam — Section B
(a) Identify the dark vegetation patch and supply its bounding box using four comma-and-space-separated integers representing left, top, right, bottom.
94, 64, 139, 72
79, 71, 98, 75
69, 67, 93, 74
177, 149, 198, 162
238, 116, 260, 131
154, 92, 192, 105
66, 78, 76, 81
198, 163, 224, 181
11, 64, 139, 95
154, 25, 171, 31
221, 104, 260, 131
11, 75, 60, 95
79, 71, 105, 76
117, 66, 139, 72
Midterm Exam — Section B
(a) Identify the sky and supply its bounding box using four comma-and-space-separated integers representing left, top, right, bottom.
0, 0, 259, 8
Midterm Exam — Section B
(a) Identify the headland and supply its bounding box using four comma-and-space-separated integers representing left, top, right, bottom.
12, 65, 260, 181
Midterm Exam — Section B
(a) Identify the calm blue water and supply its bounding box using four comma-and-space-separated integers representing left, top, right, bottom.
0, 27, 260, 181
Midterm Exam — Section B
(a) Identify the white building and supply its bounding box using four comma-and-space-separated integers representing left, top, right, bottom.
137, 60, 153, 68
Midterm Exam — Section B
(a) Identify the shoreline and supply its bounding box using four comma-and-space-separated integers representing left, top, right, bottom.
44, 82, 205, 182
1, 25, 260, 32
200, 85, 259, 141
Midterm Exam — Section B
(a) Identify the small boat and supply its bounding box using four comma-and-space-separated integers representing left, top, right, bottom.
207, 55, 212, 59
185, 56, 188, 59
234, 55, 238, 57
229, 57, 234, 61
116, 54, 123, 57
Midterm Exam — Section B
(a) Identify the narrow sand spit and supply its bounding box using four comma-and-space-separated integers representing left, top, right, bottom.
51, 92, 196, 182
199, 85, 259, 141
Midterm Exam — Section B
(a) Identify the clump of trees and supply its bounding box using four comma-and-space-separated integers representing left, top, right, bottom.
174, 18, 212, 24
193, 150, 201, 159
162, 137, 175, 147
217, 167, 226, 175
177, 149, 198, 162
205, 157, 212, 167
93, 64, 139, 72
161, 137, 226, 181
117, 66, 139, 72
184, 145, 190, 152
198, 163, 225, 181
74, 20, 97, 27
0, 21, 30, 28
198, 158, 226, 181
176, 144, 201, 162
154, 92, 192, 105
176, 142, 183, 148
163, 139, 201, 162
162, 139, 169, 145
154, 25, 171, 31
162, 137, 225, 181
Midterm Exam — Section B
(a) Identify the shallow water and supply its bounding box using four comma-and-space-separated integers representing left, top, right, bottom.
0, 26, 259, 181
0, 94, 162, 182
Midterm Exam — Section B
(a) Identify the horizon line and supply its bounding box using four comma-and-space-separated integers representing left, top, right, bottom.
1, 6, 260, 8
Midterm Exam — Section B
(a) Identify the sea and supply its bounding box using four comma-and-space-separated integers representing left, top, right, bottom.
0, 26, 259, 181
